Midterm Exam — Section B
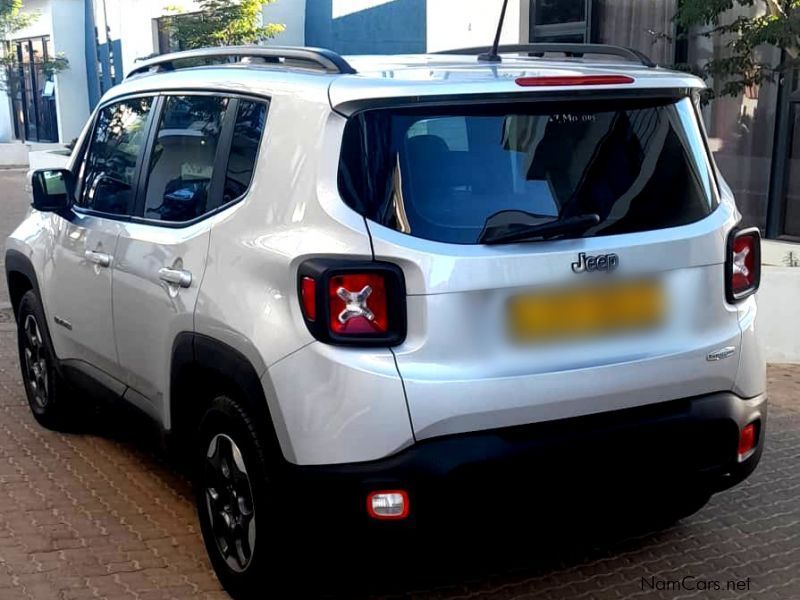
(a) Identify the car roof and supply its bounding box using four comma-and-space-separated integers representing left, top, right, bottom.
105, 51, 704, 115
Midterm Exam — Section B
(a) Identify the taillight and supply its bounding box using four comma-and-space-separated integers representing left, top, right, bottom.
515, 75, 635, 87
298, 259, 406, 346
726, 228, 761, 303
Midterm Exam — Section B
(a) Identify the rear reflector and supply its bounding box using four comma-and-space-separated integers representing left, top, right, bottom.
300, 277, 316, 321
738, 422, 757, 457
515, 75, 635, 87
367, 490, 409, 520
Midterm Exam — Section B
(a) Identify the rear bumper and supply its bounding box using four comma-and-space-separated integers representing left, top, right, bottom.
281, 391, 766, 527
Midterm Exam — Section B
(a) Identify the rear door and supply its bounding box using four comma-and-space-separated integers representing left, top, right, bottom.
338, 93, 744, 440
112, 94, 268, 423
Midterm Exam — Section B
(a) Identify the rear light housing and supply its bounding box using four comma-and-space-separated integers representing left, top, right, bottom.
298, 259, 406, 346
725, 227, 761, 303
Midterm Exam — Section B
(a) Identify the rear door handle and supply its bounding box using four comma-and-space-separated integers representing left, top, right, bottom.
84, 250, 112, 267
158, 267, 192, 288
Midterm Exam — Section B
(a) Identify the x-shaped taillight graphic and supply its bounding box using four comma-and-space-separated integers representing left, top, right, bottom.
336, 285, 375, 324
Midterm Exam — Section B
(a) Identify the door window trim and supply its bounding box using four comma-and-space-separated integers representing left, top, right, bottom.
70, 90, 270, 228
130, 90, 270, 229
72, 92, 160, 222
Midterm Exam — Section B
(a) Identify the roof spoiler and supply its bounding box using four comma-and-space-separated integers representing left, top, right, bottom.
436, 43, 656, 68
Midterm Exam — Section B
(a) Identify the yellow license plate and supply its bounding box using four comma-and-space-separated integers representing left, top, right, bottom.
508, 280, 665, 342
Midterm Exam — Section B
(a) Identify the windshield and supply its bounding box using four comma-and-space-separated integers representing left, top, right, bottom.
338, 96, 719, 244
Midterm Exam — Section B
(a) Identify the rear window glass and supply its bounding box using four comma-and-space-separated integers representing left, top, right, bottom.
338, 96, 718, 244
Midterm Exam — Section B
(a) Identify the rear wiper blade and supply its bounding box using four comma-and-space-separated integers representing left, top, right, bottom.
479, 213, 601, 245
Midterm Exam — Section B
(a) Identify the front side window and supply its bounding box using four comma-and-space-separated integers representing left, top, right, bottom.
339, 96, 718, 244
143, 95, 228, 222
80, 97, 153, 215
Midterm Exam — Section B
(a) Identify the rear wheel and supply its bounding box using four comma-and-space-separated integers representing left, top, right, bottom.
16, 290, 73, 430
195, 394, 293, 598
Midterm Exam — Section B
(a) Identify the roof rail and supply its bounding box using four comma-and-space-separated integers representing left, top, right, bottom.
437, 43, 656, 68
126, 46, 357, 79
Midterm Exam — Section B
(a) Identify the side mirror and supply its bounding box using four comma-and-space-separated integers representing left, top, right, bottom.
31, 169, 74, 212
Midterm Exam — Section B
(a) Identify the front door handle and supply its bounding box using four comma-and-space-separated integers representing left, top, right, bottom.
158, 267, 192, 288
84, 250, 112, 267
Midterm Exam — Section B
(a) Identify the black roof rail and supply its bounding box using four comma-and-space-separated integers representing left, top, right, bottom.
437, 43, 656, 68
126, 46, 357, 79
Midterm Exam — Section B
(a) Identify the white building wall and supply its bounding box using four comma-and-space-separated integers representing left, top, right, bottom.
426, 0, 525, 52
263, 0, 306, 46
51, 0, 90, 143
97, 0, 202, 75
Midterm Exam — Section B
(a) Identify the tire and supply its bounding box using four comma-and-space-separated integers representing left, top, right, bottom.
16, 290, 74, 430
195, 394, 294, 599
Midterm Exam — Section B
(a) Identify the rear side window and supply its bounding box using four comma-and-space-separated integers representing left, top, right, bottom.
338, 96, 719, 244
143, 95, 228, 222
224, 100, 268, 203
80, 97, 153, 215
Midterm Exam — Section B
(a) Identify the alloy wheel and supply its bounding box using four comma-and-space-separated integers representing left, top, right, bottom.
205, 433, 257, 573
22, 314, 48, 411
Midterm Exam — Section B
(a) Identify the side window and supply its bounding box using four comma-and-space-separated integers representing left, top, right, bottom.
223, 99, 268, 203
143, 95, 228, 222
80, 97, 153, 215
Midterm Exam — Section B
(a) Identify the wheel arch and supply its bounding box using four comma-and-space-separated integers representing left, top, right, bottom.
169, 332, 286, 463
5, 250, 40, 318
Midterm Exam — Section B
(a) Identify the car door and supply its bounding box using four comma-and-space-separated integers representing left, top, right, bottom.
112, 94, 259, 423
44, 96, 156, 380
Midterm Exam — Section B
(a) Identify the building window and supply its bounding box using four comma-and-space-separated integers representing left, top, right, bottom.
154, 12, 204, 54
530, 0, 591, 43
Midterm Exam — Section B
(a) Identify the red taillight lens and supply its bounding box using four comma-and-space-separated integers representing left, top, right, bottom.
727, 228, 761, 302
328, 273, 389, 334
300, 276, 316, 321
738, 422, 757, 457
515, 75, 635, 87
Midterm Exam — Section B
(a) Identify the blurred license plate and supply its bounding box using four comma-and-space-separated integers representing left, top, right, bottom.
508, 280, 664, 342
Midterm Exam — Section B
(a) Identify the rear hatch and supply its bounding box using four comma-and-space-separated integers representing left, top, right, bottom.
335, 80, 742, 441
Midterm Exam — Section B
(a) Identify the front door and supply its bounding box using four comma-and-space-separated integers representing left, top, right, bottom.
112, 94, 234, 422
45, 96, 156, 378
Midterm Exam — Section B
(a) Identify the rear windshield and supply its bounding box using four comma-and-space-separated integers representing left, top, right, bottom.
338, 96, 719, 244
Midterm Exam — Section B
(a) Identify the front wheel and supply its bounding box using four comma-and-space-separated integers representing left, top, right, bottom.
16, 290, 74, 430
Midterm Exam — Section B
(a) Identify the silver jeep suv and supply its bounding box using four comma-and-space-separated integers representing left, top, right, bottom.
5, 45, 765, 596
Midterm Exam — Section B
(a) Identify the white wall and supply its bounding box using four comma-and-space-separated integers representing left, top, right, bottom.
97, 0, 202, 74
263, 0, 306, 46
51, 0, 90, 143
426, 0, 524, 52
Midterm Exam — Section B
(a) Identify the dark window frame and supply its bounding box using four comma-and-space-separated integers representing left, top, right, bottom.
71, 90, 269, 228
338, 91, 722, 245
72, 94, 159, 219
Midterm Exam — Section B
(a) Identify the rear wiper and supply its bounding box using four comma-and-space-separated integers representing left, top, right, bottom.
479, 213, 601, 245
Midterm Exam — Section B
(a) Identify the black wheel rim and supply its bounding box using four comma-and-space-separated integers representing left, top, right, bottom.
22, 314, 48, 411
205, 433, 257, 573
